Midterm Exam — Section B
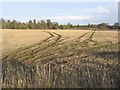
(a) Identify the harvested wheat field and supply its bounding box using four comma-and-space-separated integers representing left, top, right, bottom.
1, 29, 120, 88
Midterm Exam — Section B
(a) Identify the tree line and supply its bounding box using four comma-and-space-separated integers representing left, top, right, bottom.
0, 18, 119, 30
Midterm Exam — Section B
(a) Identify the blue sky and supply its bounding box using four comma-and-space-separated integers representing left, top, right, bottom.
1, 2, 118, 25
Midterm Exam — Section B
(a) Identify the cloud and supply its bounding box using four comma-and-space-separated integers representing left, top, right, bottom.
97, 6, 110, 14
42, 16, 91, 20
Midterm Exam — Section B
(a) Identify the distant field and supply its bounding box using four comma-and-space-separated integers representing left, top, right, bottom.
2, 29, 120, 88
2, 29, 92, 55
2, 29, 50, 55
2, 29, 118, 55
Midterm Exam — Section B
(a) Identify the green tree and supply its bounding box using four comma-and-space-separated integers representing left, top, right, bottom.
28, 20, 34, 29
113, 22, 119, 29
47, 19, 53, 29
10, 20, 18, 29
41, 20, 47, 29
97, 23, 108, 30
52, 22, 59, 29
65, 22, 73, 29
33, 19, 37, 29
1, 18, 6, 29
59, 25, 64, 29
36, 22, 41, 29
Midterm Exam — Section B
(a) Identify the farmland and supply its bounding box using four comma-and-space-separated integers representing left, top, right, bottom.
1, 29, 120, 88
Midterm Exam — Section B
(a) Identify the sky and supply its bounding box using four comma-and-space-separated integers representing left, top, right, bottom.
1, 2, 118, 25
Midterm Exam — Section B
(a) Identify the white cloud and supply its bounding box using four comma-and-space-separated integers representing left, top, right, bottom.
42, 16, 91, 20
97, 6, 110, 14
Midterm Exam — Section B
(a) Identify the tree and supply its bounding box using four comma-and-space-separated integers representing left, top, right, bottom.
97, 23, 108, 29
73, 24, 81, 29
1, 18, 6, 29
33, 19, 37, 29
113, 22, 119, 29
52, 22, 59, 29
40, 20, 47, 29
6, 20, 11, 29
59, 25, 64, 29
28, 20, 34, 29
33, 19, 36, 24
1, 18, 119, 30
11, 20, 18, 29
46, 19, 54, 29
88, 23, 91, 28
66, 22, 73, 29
36, 22, 41, 29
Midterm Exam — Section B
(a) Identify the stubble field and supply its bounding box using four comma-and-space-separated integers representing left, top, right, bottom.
1, 29, 120, 88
